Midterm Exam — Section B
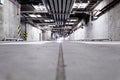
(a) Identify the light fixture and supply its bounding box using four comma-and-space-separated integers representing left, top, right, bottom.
33, 5, 48, 12
67, 19, 78, 21
73, 1, 90, 9
36, 15, 42, 17
70, 19, 78, 21
29, 14, 37, 17
73, 3, 80, 9
79, 3, 89, 8
44, 19, 54, 22
65, 26, 72, 29
66, 22, 74, 25
29, 14, 42, 17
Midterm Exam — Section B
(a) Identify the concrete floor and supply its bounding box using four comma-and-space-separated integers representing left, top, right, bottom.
0, 42, 59, 80
0, 41, 120, 80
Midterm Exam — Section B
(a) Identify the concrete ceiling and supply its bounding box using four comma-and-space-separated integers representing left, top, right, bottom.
18, 0, 102, 36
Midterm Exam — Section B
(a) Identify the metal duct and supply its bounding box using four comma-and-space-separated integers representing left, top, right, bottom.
42, 0, 76, 26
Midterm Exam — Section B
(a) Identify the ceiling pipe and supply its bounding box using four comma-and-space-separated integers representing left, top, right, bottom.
48, 0, 57, 22
97, 0, 120, 17
43, 0, 76, 26
67, 0, 76, 19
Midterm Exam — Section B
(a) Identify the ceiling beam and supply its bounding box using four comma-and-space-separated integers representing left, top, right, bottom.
21, 11, 48, 14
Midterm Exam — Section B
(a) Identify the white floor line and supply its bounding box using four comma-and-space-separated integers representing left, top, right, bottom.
0, 41, 51, 45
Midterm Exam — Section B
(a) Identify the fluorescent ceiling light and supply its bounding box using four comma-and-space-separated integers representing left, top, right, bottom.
36, 15, 42, 17
33, 5, 48, 12
73, 1, 89, 9
29, 14, 37, 17
44, 19, 54, 22
73, 3, 80, 8
29, 14, 42, 17
66, 22, 74, 25
79, 3, 89, 8
65, 26, 72, 29
67, 19, 78, 21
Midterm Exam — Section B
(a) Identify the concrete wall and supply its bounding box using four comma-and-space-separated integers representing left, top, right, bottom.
68, 0, 120, 41
42, 30, 52, 41
0, 0, 20, 40
85, 14, 109, 39
88, 0, 120, 41
108, 2, 120, 41
26, 24, 42, 41
0, 5, 4, 40
24, 24, 52, 41
68, 20, 87, 40
69, 27, 86, 40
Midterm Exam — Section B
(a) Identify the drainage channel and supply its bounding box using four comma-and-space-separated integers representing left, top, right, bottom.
56, 44, 66, 80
